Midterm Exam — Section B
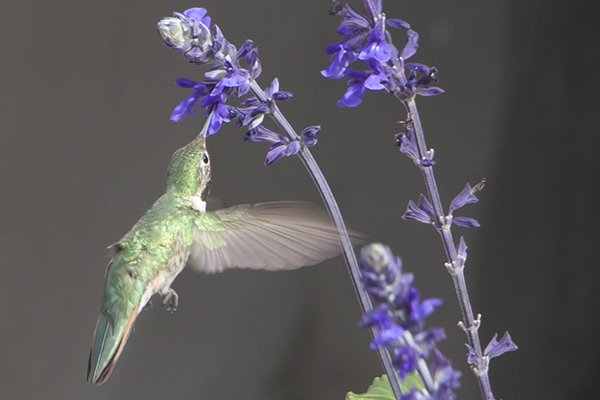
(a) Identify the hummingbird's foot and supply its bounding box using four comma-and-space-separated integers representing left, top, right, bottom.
161, 288, 179, 313
143, 300, 153, 312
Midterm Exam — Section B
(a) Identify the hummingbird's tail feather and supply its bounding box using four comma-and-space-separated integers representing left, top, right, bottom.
87, 308, 137, 385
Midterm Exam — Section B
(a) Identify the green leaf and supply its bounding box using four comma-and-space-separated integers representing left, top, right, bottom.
345, 373, 426, 400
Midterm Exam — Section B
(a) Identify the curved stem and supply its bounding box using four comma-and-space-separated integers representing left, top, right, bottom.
248, 80, 405, 399
406, 98, 494, 400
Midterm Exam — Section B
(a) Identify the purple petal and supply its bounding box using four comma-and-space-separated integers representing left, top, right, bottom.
361, 306, 393, 329
405, 62, 429, 74
465, 344, 479, 366
452, 217, 480, 228
371, 325, 405, 349
484, 332, 518, 359
403, 200, 433, 224
457, 237, 468, 264
364, 70, 387, 90
266, 78, 279, 96
337, 4, 370, 37
366, 0, 383, 16
400, 30, 419, 60
393, 346, 419, 379
175, 78, 199, 88
387, 18, 411, 30
183, 8, 208, 23
265, 144, 287, 165
170, 96, 196, 122
283, 140, 301, 156
417, 87, 444, 96
417, 194, 434, 217
414, 327, 446, 354
337, 81, 366, 108
244, 125, 281, 143
449, 183, 480, 212
431, 350, 462, 393
397, 129, 419, 161
301, 125, 321, 138
272, 91, 293, 101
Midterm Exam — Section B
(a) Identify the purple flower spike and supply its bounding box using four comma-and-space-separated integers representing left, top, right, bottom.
484, 332, 518, 359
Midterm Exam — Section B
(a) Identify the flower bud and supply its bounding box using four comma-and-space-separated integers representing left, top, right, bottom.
157, 17, 193, 52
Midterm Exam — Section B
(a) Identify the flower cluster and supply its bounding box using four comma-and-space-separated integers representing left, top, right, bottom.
359, 243, 461, 399
402, 181, 485, 231
158, 8, 318, 164
323, 0, 443, 107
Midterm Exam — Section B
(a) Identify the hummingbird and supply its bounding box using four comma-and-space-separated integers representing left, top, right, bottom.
87, 130, 355, 385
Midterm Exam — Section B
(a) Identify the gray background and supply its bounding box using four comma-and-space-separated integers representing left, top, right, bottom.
1, 0, 598, 399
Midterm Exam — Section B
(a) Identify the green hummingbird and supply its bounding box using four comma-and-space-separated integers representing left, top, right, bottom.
87, 126, 353, 385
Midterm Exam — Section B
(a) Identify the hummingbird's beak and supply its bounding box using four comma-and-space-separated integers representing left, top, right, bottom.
87, 308, 137, 385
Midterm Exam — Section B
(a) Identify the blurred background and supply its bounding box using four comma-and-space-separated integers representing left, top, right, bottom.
1, 0, 598, 399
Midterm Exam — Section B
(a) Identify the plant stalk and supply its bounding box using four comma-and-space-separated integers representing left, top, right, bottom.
406, 98, 494, 400
249, 79, 405, 400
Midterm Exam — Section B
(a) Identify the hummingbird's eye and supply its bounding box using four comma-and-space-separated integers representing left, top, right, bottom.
202, 153, 209, 164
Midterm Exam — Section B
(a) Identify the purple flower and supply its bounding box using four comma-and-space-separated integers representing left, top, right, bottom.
394, 346, 420, 379
405, 63, 444, 97
449, 183, 480, 213
337, 70, 369, 107
158, 8, 213, 63
359, 243, 459, 397
359, 21, 392, 63
400, 30, 419, 60
430, 351, 461, 400
337, 65, 388, 108
206, 100, 232, 136
403, 194, 434, 225
371, 325, 406, 349
170, 79, 209, 122
484, 332, 518, 359
244, 125, 282, 143
336, 4, 370, 38
300, 125, 320, 146
452, 216, 480, 229
265, 139, 301, 165
322, 43, 359, 79
264, 78, 293, 101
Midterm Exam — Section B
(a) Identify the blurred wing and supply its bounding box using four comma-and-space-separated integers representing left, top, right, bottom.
188, 202, 358, 273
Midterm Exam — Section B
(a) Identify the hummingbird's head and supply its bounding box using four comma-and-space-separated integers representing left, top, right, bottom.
166, 135, 212, 198
87, 257, 145, 385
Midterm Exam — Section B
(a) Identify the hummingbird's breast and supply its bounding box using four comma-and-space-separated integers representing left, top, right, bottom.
138, 237, 191, 314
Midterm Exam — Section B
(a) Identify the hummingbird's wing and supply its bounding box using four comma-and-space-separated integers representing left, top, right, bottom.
188, 201, 360, 273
